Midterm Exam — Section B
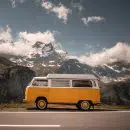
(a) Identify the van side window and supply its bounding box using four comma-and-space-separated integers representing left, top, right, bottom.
32, 80, 48, 87
72, 80, 92, 87
51, 80, 70, 87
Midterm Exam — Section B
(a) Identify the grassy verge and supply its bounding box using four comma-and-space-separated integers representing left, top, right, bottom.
0, 103, 33, 110
94, 104, 130, 110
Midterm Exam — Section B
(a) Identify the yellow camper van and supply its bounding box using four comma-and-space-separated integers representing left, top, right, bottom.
23, 74, 101, 111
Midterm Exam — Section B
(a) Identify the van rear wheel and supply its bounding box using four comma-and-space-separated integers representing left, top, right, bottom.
36, 98, 47, 110
78, 100, 91, 111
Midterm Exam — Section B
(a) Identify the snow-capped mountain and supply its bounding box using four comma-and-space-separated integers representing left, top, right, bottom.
94, 62, 130, 77
1, 41, 130, 80
2, 41, 66, 76
56, 59, 130, 82
9, 41, 66, 68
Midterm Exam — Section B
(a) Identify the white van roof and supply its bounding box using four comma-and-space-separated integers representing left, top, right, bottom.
47, 74, 98, 80
33, 77, 47, 80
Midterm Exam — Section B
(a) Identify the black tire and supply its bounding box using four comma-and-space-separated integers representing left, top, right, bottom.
36, 98, 48, 110
78, 100, 91, 111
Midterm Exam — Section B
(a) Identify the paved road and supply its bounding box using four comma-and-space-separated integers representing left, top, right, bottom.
0, 111, 130, 130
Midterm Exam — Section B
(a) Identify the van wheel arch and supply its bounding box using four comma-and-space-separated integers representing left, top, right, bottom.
35, 97, 48, 103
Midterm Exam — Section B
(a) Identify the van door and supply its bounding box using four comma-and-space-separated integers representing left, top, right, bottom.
48, 79, 78, 104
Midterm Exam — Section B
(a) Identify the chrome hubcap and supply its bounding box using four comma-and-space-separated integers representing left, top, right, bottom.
81, 101, 90, 110
38, 100, 46, 109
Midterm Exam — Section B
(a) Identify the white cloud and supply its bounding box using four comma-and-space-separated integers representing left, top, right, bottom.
52, 4, 71, 24
81, 16, 105, 25
10, 0, 16, 8
10, 0, 26, 8
19, 31, 55, 44
76, 42, 130, 66
2, 27, 130, 68
0, 25, 12, 42
41, 0, 71, 23
0, 26, 58, 56
66, 55, 78, 60
81, 18, 87, 25
0, 41, 33, 56
41, 0, 53, 10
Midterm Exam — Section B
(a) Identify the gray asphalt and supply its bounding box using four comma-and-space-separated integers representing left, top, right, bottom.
0, 111, 130, 130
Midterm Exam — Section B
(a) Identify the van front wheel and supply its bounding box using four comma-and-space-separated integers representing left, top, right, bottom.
36, 98, 47, 110
78, 100, 91, 111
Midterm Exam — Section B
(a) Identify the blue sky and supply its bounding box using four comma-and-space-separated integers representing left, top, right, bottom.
0, 0, 130, 56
